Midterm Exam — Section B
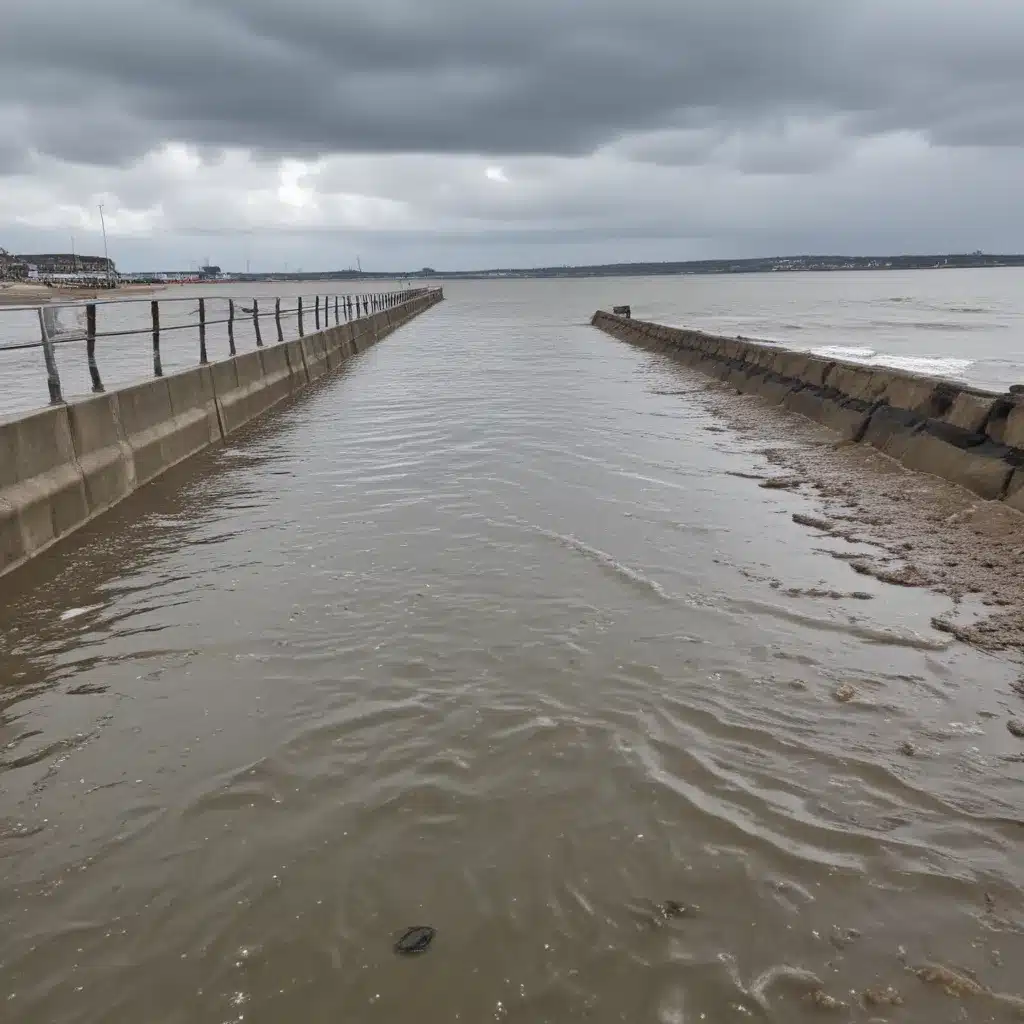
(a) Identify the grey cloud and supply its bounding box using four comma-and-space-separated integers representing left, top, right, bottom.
4, 0, 1024, 269
2, 0, 1023, 170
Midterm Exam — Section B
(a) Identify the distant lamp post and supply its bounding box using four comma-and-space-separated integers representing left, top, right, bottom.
97, 204, 112, 287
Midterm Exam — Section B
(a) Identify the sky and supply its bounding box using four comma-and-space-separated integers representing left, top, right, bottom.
2, 0, 1024, 272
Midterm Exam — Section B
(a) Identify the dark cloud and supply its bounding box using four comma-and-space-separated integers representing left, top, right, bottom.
1, 0, 1021, 167
2, 0, 1024, 267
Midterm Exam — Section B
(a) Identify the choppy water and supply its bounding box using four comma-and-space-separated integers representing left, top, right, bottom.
1, 281, 1023, 1023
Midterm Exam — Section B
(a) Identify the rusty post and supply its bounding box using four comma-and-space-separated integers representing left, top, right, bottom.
253, 299, 262, 346
36, 308, 64, 405
198, 297, 208, 364
276, 297, 284, 343
314, 295, 321, 331
86, 303, 103, 392
151, 300, 163, 376
227, 298, 237, 355
298, 296, 304, 336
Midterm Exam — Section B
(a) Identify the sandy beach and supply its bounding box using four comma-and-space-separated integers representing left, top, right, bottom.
0, 282, 164, 306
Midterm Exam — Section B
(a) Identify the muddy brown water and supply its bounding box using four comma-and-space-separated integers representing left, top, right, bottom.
1, 284, 1023, 1023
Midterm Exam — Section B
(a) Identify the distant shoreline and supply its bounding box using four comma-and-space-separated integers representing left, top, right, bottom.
207, 254, 1024, 283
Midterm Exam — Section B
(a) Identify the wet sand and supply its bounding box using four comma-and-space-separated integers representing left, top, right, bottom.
677, 365, 1024, 656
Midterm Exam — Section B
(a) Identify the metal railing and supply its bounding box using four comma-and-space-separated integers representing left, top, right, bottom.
1, 288, 431, 409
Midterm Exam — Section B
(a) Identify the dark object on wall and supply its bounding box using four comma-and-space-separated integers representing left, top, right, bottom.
613, 305, 632, 318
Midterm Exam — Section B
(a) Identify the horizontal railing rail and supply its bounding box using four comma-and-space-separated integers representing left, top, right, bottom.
1, 288, 434, 409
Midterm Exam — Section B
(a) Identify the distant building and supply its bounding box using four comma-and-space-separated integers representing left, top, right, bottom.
0, 248, 29, 280
16, 251, 115, 276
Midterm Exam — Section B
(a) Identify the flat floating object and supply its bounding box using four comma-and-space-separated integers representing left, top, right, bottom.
394, 926, 436, 955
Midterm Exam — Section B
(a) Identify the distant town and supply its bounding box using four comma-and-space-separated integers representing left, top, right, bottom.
4, 247, 1024, 286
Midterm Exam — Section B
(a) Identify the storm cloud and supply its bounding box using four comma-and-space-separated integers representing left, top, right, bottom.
2, 0, 1024, 269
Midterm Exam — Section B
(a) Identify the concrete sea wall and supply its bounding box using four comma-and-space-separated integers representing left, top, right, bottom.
592, 310, 1024, 513
0, 289, 443, 578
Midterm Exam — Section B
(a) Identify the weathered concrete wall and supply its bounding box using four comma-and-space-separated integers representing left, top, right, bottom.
0, 289, 443, 578
592, 309, 1024, 511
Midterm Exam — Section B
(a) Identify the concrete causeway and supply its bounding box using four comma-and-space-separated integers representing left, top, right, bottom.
592, 308, 1024, 513
0, 288, 443, 578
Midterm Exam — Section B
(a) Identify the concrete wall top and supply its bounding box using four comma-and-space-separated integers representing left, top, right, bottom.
595, 310, 1013, 431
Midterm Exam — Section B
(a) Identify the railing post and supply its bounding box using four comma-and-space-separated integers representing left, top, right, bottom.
334, 295, 339, 324
36, 309, 64, 405
276, 297, 284, 343
227, 299, 236, 355
86, 303, 103, 392
198, 297, 208, 364
253, 299, 263, 346
151, 300, 163, 377
314, 295, 320, 331
298, 296, 304, 336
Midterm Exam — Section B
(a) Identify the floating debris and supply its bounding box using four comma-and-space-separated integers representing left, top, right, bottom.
914, 963, 987, 998
394, 926, 436, 956
760, 477, 804, 490
862, 986, 904, 1007
899, 740, 918, 757
828, 925, 862, 950
834, 684, 857, 703
792, 513, 834, 531
807, 989, 846, 1011
913, 963, 1024, 1015
658, 900, 699, 920
1008, 719, 1024, 739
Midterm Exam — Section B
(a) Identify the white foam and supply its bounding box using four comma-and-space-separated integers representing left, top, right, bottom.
812, 345, 876, 360
872, 355, 974, 376
811, 346, 973, 379
60, 603, 104, 622
537, 528, 670, 600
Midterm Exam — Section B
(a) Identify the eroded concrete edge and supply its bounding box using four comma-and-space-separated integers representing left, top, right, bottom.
591, 309, 1024, 511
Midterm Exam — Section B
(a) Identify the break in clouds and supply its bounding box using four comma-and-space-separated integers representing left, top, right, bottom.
2, 0, 1024, 269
